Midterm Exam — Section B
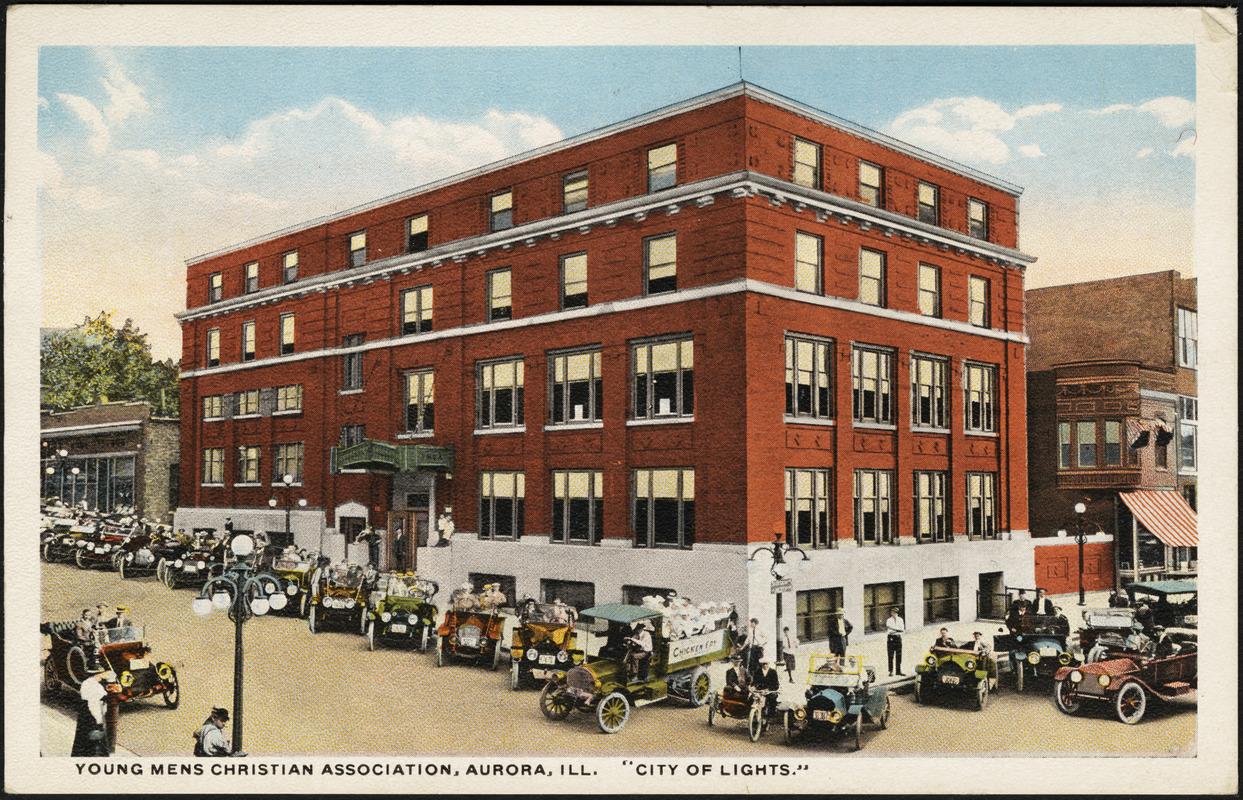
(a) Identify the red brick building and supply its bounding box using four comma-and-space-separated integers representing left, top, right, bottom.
176, 83, 1035, 643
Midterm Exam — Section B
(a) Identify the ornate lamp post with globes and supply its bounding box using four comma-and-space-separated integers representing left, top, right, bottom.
268, 473, 308, 553
746, 525, 811, 661
1058, 501, 1105, 607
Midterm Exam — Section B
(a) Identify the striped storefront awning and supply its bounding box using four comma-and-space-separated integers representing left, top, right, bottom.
1119, 489, 1198, 548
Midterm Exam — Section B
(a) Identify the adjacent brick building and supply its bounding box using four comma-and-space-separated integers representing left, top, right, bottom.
175, 83, 1036, 643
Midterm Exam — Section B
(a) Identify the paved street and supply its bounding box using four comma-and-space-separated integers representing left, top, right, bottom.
41, 562, 1195, 757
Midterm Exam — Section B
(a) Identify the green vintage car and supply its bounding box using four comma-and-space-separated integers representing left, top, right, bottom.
913, 643, 999, 710
270, 549, 319, 617
364, 573, 440, 651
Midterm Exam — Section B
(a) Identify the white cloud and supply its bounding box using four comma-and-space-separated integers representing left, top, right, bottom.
118, 149, 164, 169
1014, 103, 1062, 120
1137, 97, 1195, 129
1137, 148, 1154, 159
58, 92, 110, 154
1018, 144, 1045, 158
100, 61, 150, 124
35, 150, 64, 193
888, 97, 1027, 164
38, 96, 49, 110
1170, 137, 1196, 159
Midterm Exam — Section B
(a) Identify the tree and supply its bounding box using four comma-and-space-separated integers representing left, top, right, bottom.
41, 312, 180, 417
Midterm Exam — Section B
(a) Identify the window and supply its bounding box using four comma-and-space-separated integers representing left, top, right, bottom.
633, 468, 694, 549
560, 252, 588, 309
349, 232, 367, 267
644, 233, 677, 295
1058, 422, 1072, 469
236, 389, 259, 417
401, 285, 434, 335
911, 353, 947, 429
1177, 308, 1197, 368
552, 470, 603, 544
647, 143, 677, 192
206, 328, 220, 367
786, 468, 832, 549
967, 199, 988, 239
966, 472, 997, 539
479, 471, 524, 540
562, 170, 588, 214
283, 251, 299, 284
1155, 432, 1169, 469
540, 579, 595, 611
859, 249, 886, 307
241, 321, 256, 362
489, 191, 513, 232
859, 161, 883, 207
202, 448, 224, 485
632, 337, 694, 420
852, 346, 893, 424
968, 276, 990, 327
785, 334, 833, 420
792, 138, 821, 189
549, 349, 602, 425
340, 424, 366, 448
924, 577, 959, 624
241, 261, 259, 294
342, 334, 363, 391
917, 181, 939, 225
237, 445, 261, 485
487, 269, 512, 321
478, 358, 524, 430
795, 232, 822, 294
279, 313, 295, 355
864, 582, 903, 635
209, 272, 222, 303
275, 384, 303, 413
963, 362, 997, 433
404, 370, 434, 433
1103, 420, 1122, 467
914, 471, 948, 543
854, 469, 894, 545
917, 263, 941, 317
407, 215, 429, 253
1076, 421, 1097, 467
622, 585, 676, 606
273, 443, 304, 484
1179, 414, 1197, 471
796, 587, 843, 642
203, 395, 224, 420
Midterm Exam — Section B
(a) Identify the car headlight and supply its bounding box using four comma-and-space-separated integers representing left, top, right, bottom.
407, 614, 418, 625
101, 544, 112, 552
119, 671, 135, 687
197, 562, 206, 570
1069, 670, 1083, 684
793, 707, 807, 721
557, 649, 569, 663
1058, 652, 1072, 665
345, 599, 355, 608
829, 709, 843, 723
1097, 673, 1112, 688
174, 559, 184, 567
925, 655, 937, 667
1027, 651, 1041, 665
79, 541, 89, 548
381, 612, 392, 623
526, 648, 538, 661
125, 553, 134, 562
156, 663, 173, 680
286, 584, 298, 596
964, 659, 976, 671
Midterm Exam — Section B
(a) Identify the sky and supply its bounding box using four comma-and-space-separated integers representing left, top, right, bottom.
33, 36, 1199, 362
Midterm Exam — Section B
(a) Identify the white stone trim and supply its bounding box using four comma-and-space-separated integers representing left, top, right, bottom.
42, 421, 142, 436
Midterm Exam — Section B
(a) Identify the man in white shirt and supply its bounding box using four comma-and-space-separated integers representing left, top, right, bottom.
196, 707, 232, 756
625, 620, 654, 681
746, 618, 768, 678
885, 607, 905, 676
73, 671, 113, 756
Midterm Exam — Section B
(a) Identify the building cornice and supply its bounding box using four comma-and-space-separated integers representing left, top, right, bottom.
42, 421, 143, 437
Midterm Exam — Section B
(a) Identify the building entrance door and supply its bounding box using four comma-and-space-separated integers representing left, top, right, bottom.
977, 571, 1006, 620
385, 492, 430, 572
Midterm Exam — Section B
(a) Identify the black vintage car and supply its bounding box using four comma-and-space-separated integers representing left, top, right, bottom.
308, 564, 371, 634
994, 612, 1077, 691
42, 619, 179, 708
161, 536, 218, 590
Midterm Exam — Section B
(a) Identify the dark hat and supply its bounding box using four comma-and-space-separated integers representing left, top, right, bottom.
211, 707, 230, 721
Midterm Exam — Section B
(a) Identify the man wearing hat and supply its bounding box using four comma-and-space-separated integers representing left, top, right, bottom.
72, 670, 115, 756
725, 655, 750, 696
755, 657, 781, 720
970, 631, 990, 657
195, 707, 232, 756
625, 620, 654, 682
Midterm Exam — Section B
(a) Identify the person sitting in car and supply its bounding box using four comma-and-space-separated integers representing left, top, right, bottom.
933, 627, 956, 649
970, 631, 990, 656
725, 655, 750, 696
625, 620, 654, 682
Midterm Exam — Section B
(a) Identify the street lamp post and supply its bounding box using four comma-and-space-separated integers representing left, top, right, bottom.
746, 527, 811, 660
1058, 501, 1103, 607
268, 473, 307, 553
44, 446, 70, 501
190, 534, 287, 755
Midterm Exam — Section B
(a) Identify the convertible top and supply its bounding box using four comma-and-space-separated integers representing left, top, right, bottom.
579, 603, 663, 625
1125, 580, 1196, 598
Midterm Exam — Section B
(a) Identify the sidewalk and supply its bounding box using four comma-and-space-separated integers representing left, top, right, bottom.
41, 706, 137, 757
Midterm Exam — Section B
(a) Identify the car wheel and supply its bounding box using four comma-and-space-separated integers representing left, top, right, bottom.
1014, 662, 1025, 692
748, 705, 764, 742
155, 559, 166, 583
879, 695, 891, 729
420, 624, 430, 653
118, 559, 128, 580
308, 605, 319, 634
1114, 681, 1147, 725
366, 620, 376, 651
163, 669, 180, 709
539, 682, 572, 721
299, 593, 310, 619
783, 709, 795, 743
75, 550, 88, 569
706, 693, 717, 727
510, 660, 521, 691
435, 638, 446, 667
688, 666, 711, 707
975, 679, 989, 711
596, 692, 630, 734
491, 640, 504, 671
853, 712, 864, 751
42, 658, 59, 694
1053, 678, 1081, 714
163, 568, 178, 590
67, 646, 91, 689
358, 610, 368, 636
42, 543, 54, 563
913, 678, 923, 704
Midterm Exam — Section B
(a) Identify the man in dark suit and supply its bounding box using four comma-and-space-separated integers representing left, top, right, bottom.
827, 612, 853, 657
755, 658, 781, 719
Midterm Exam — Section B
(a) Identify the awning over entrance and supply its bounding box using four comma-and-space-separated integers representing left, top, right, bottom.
1119, 490, 1198, 548
329, 439, 454, 475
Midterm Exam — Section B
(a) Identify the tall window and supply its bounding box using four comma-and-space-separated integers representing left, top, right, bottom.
203, 395, 224, 420
478, 358, 524, 430
852, 346, 894, 424
407, 215, 429, 253
914, 471, 948, 544
967, 199, 988, 239
279, 313, 295, 355
859, 161, 883, 207
237, 446, 261, 485
1103, 420, 1122, 466
963, 362, 997, 433
924, 577, 959, 623
241, 321, 256, 362
479, 471, 524, 540
796, 587, 843, 642
1177, 308, 1197, 368
785, 334, 832, 420
560, 252, 588, 309
633, 468, 694, 549
562, 170, 588, 214
647, 143, 677, 192
632, 337, 694, 420
340, 424, 366, 448
552, 470, 603, 544
917, 181, 939, 225
786, 468, 832, 549
404, 370, 434, 433
864, 582, 904, 634
795, 232, 822, 294
968, 276, 990, 327
792, 138, 821, 189
401, 285, 434, 335
275, 384, 303, 413
859, 249, 886, 307
244, 261, 259, 294
966, 472, 997, 539
273, 443, 304, 483
489, 191, 513, 232
282, 251, 299, 283
1077, 421, 1097, 467
549, 349, 602, 424
917, 263, 941, 317
1179, 397, 1197, 471
911, 353, 947, 429
236, 389, 259, 416
209, 272, 222, 303
342, 334, 363, 390
854, 469, 894, 545
202, 448, 224, 485
1155, 432, 1169, 469
487, 269, 512, 321
1058, 422, 1071, 469
349, 232, 367, 267
206, 328, 220, 367
644, 233, 677, 295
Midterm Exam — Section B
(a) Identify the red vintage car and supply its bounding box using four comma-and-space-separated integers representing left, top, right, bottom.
435, 586, 508, 669
41, 620, 180, 708
1053, 627, 1196, 724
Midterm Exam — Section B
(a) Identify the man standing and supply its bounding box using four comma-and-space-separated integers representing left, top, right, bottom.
72, 671, 113, 756
779, 626, 799, 682
827, 612, 853, 657
885, 607, 905, 676
195, 708, 232, 756
745, 618, 768, 679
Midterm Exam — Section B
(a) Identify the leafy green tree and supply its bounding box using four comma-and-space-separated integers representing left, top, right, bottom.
41, 311, 180, 417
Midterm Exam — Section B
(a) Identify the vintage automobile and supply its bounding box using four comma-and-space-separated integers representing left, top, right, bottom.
509, 599, 584, 690
1125, 580, 1197, 629
41, 619, 179, 708
364, 573, 440, 651
781, 655, 889, 749
270, 548, 320, 617
994, 612, 1077, 691
116, 526, 174, 579
705, 668, 783, 743
161, 537, 218, 590
308, 563, 371, 634
435, 585, 510, 669
913, 642, 999, 710
1053, 627, 1197, 724
74, 522, 135, 570
538, 602, 733, 733
1075, 608, 1140, 660
41, 521, 97, 563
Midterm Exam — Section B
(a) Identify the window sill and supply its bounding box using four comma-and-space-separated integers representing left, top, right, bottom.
784, 416, 835, 427
852, 421, 896, 431
235, 483, 263, 488
911, 426, 951, 434
203, 417, 224, 423
395, 431, 435, 440
234, 414, 261, 420
474, 426, 526, 436
963, 429, 998, 438
338, 469, 367, 474
201, 483, 225, 488
627, 416, 693, 427
544, 421, 604, 432
273, 409, 303, 417
339, 388, 364, 396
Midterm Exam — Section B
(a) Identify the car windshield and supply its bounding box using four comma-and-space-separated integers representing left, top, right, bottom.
809, 655, 861, 687
329, 565, 365, 588
524, 602, 574, 624
381, 574, 431, 598
275, 556, 309, 570
1083, 609, 1136, 630
99, 625, 143, 645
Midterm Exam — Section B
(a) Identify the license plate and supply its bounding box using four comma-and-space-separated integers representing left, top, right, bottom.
1039, 647, 1057, 657
812, 710, 832, 721
184, 564, 197, 572
389, 623, 407, 633
129, 658, 148, 671
538, 655, 556, 665
941, 675, 960, 685
532, 669, 561, 680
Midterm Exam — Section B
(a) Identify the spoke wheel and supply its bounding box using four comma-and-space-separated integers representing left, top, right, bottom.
420, 624, 430, 653
366, 620, 376, 651
299, 592, 310, 619
358, 610, 368, 636
1015, 661, 1025, 692
510, 660, 521, 691
308, 605, 320, 634
539, 683, 572, 720
1115, 681, 1147, 725
879, 695, 891, 729
163, 568, 178, 590
689, 667, 711, 707
66, 646, 91, 689
42, 659, 59, 694
596, 692, 630, 734
1053, 679, 1081, 714
118, 559, 128, 580
42, 543, 54, 563
435, 638, 446, 667
492, 639, 504, 671
975, 679, 990, 711
75, 550, 88, 569
748, 705, 764, 742
163, 669, 180, 708
853, 712, 863, 751
706, 693, 717, 727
